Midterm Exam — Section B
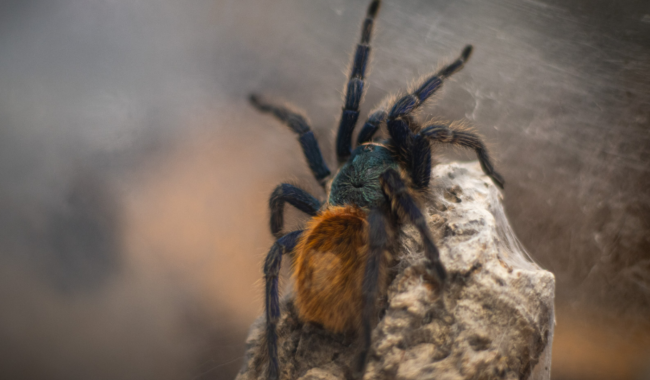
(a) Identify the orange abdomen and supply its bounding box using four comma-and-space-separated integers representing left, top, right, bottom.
292, 206, 380, 333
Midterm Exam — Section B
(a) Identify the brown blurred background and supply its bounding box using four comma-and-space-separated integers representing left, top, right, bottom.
0, 0, 649, 379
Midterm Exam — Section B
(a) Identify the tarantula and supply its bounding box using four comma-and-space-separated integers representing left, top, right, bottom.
249, 1, 504, 378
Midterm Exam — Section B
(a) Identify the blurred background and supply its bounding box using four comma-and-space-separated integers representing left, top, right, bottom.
1, 0, 649, 379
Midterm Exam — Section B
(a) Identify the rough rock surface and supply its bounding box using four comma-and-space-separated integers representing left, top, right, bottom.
236, 162, 556, 380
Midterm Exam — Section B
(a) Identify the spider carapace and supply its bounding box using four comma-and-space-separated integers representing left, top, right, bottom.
248, 1, 504, 378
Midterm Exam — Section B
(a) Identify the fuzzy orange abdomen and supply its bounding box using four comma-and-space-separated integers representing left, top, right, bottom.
292, 206, 373, 333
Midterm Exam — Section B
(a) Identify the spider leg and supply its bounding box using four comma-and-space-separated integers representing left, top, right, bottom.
380, 169, 446, 286
356, 109, 386, 145
356, 111, 422, 146
264, 230, 303, 380
387, 45, 473, 120
357, 45, 472, 147
421, 123, 505, 188
335, 0, 381, 164
383, 117, 433, 190
269, 183, 321, 238
382, 46, 472, 184
359, 47, 472, 187
356, 207, 390, 376
249, 94, 331, 187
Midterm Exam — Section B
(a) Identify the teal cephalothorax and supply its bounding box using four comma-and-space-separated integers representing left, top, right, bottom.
329, 143, 399, 208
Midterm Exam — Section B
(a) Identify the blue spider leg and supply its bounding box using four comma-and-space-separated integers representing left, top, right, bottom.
356, 207, 390, 376
382, 46, 473, 190
385, 118, 433, 190
263, 229, 303, 380
249, 94, 331, 187
356, 109, 387, 146
269, 183, 321, 238
358, 46, 472, 146
380, 169, 446, 286
356, 110, 418, 146
335, 0, 381, 164
421, 124, 505, 188
388, 45, 473, 120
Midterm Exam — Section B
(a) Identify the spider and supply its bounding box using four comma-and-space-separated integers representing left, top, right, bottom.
249, 1, 504, 378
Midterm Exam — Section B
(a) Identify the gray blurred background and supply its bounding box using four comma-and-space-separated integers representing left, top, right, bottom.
1, 0, 649, 379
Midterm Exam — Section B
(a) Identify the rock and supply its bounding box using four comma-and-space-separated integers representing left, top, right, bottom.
236, 162, 555, 380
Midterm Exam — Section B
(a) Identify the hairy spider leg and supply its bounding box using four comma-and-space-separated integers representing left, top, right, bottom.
383, 46, 474, 189
356, 109, 386, 145
380, 169, 446, 285
269, 183, 321, 238
249, 94, 331, 187
421, 124, 505, 188
356, 207, 390, 375
388, 45, 473, 121
357, 45, 473, 149
356, 169, 446, 374
386, 118, 433, 190
356, 109, 419, 145
335, 0, 381, 164
263, 230, 303, 380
